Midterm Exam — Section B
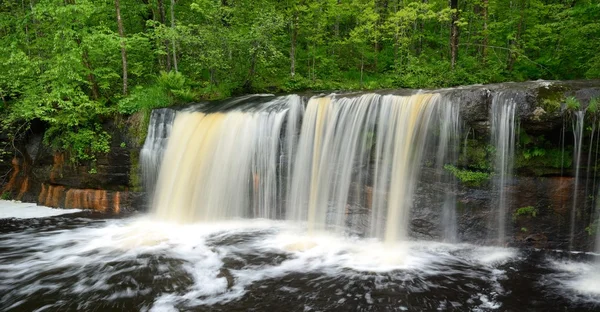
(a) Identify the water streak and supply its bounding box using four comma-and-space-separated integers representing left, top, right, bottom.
490, 92, 517, 245
145, 93, 459, 244
570, 111, 585, 251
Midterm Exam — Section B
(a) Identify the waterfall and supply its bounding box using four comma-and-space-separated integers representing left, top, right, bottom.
140, 108, 176, 199
569, 111, 585, 251
490, 92, 517, 245
437, 102, 461, 242
150, 96, 294, 222
142, 93, 459, 244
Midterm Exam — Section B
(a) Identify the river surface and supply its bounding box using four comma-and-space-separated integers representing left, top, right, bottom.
1, 201, 600, 311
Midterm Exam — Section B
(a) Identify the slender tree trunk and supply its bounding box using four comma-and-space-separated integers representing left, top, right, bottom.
115, 0, 128, 95
360, 55, 364, 88
417, 0, 427, 56
170, 0, 178, 73
245, 42, 258, 90
290, 13, 297, 78
210, 68, 216, 85
393, 0, 399, 69
158, 0, 171, 71
449, 0, 459, 69
82, 49, 100, 100
75, 36, 100, 100
507, 0, 524, 72
482, 0, 488, 64
374, 41, 378, 72
312, 55, 316, 82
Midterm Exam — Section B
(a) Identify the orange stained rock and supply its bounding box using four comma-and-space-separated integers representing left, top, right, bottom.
50, 153, 65, 183
3, 157, 21, 193
551, 177, 573, 214
64, 188, 110, 212
16, 177, 29, 200
38, 183, 47, 204
40, 184, 66, 208
113, 192, 121, 214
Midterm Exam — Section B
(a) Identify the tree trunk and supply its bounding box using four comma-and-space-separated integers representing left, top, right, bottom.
75, 36, 100, 100
115, 0, 128, 95
170, 0, 178, 73
290, 12, 297, 78
244, 42, 258, 91
482, 0, 488, 64
158, 0, 171, 71
449, 0, 459, 69
360, 55, 364, 88
450, 0, 459, 69
507, 0, 524, 72
83, 49, 100, 100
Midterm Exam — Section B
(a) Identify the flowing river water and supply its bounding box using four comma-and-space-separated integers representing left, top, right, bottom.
1, 201, 600, 311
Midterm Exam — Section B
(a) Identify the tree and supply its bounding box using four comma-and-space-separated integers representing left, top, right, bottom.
115, 0, 128, 95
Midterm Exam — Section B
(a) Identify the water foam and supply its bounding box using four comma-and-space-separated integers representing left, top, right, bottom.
1, 217, 519, 310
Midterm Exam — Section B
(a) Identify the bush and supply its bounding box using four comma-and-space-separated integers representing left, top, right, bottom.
444, 164, 491, 187
513, 206, 538, 220
118, 71, 196, 115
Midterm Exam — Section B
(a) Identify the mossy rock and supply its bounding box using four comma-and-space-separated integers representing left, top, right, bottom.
537, 84, 570, 114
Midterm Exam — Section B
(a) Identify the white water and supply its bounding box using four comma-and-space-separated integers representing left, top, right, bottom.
0, 200, 81, 219
152, 96, 295, 221
437, 100, 461, 242
548, 258, 600, 303
0, 216, 516, 311
147, 93, 459, 244
569, 111, 586, 251
490, 92, 517, 245
140, 108, 176, 198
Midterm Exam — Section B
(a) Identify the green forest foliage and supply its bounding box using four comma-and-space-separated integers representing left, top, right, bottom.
1, 0, 599, 162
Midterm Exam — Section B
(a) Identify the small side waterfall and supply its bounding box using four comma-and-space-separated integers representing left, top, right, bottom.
569, 111, 585, 251
140, 109, 176, 198
437, 103, 461, 242
490, 92, 517, 245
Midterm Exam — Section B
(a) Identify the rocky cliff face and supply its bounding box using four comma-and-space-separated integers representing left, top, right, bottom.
1, 117, 146, 213
2, 80, 600, 251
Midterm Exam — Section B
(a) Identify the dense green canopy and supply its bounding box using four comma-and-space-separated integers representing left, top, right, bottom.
1, 0, 599, 162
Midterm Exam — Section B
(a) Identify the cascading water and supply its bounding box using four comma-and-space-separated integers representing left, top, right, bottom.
436, 103, 461, 242
151, 96, 294, 221
144, 92, 459, 244
490, 92, 517, 245
140, 108, 175, 198
569, 110, 585, 251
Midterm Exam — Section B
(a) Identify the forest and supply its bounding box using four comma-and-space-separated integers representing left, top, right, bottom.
0, 0, 599, 163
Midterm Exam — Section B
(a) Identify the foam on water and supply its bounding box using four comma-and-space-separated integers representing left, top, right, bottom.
0, 200, 82, 219
546, 258, 600, 302
0, 216, 521, 310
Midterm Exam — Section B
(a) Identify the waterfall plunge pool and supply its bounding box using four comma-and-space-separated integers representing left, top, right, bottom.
1, 204, 600, 312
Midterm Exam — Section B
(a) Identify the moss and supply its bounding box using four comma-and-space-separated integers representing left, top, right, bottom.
126, 110, 151, 148
588, 97, 599, 114
129, 149, 142, 192
1, 191, 11, 200
444, 164, 491, 187
565, 96, 581, 111
537, 84, 569, 114
515, 130, 571, 175
585, 220, 598, 236
458, 139, 494, 171
513, 206, 538, 220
